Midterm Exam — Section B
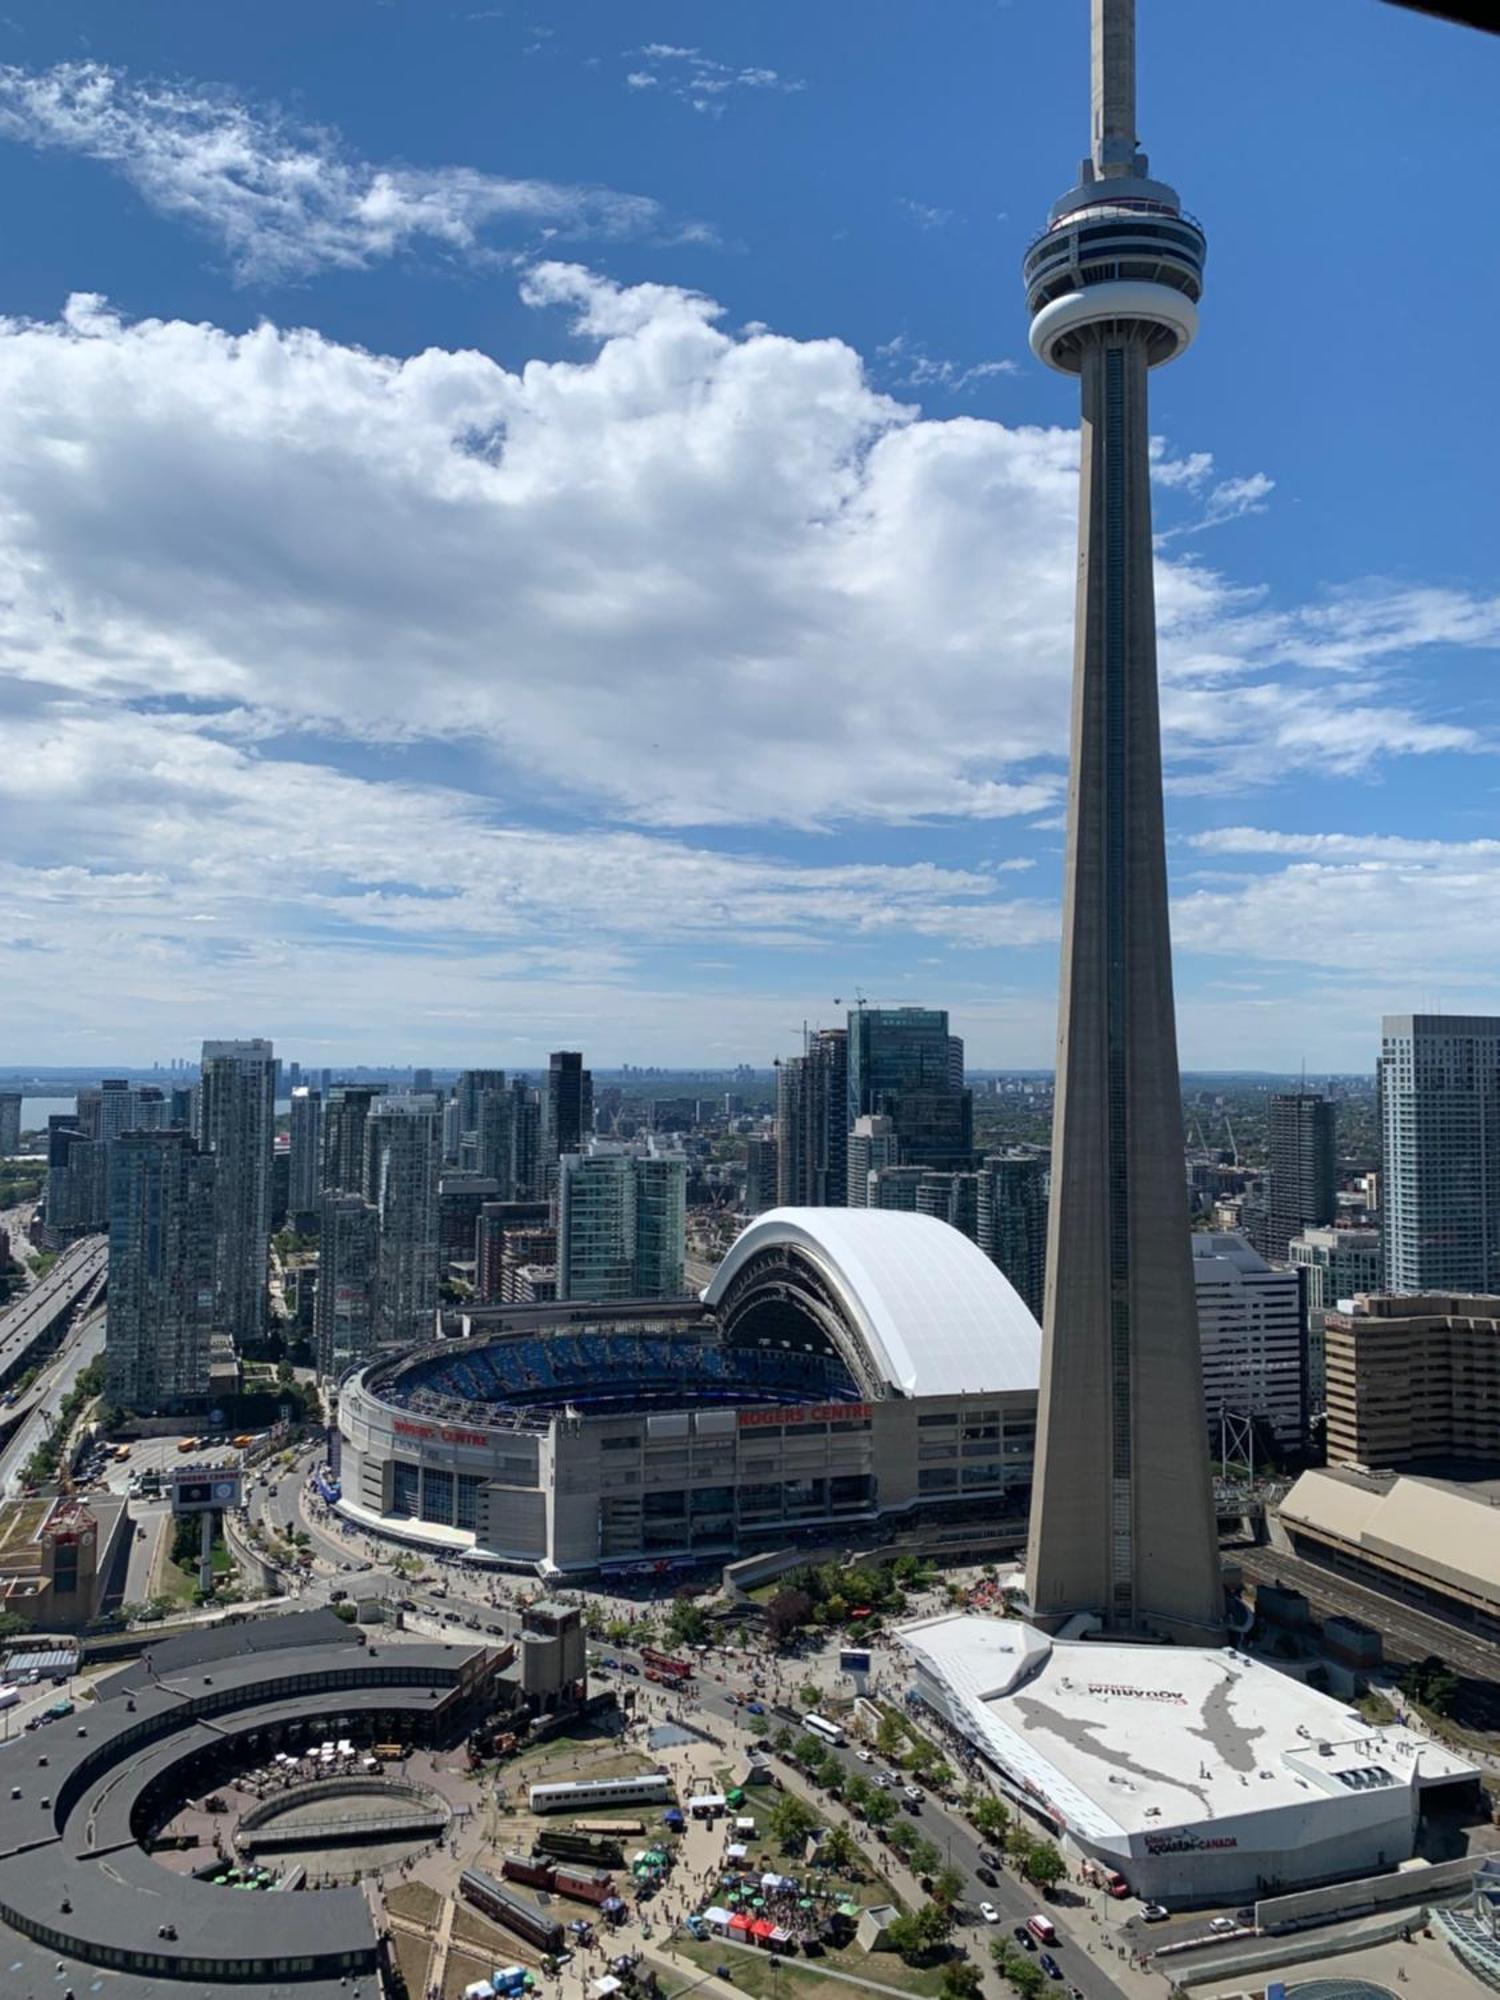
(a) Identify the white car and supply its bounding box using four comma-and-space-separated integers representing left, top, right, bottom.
855, 1749, 873, 1764
875, 1772, 893, 1789
903, 1784, 925, 1804
978, 1902, 1000, 1925
1139, 1904, 1170, 1923
1208, 1916, 1238, 1935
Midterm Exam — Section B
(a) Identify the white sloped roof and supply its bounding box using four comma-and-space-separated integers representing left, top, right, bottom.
705, 1206, 1041, 1397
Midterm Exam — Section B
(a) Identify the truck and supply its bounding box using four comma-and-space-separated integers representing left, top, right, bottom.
0, 1686, 19, 1713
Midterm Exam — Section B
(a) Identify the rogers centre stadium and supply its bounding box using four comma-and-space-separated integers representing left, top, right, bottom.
334, 1208, 1042, 1574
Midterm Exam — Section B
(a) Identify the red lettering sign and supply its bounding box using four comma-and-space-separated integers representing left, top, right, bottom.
393, 1419, 435, 1441
737, 1402, 872, 1428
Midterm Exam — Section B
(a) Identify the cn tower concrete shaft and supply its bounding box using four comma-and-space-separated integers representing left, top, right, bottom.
1023, 0, 1223, 1642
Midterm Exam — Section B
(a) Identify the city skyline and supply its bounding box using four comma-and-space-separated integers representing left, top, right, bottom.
0, 2, 1494, 1071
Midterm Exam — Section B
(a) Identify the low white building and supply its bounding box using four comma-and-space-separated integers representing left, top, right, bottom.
896, 1612, 1478, 1903
1192, 1231, 1304, 1450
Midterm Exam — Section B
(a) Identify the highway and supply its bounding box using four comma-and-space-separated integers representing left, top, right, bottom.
0, 1234, 105, 1383
0, 1306, 106, 1499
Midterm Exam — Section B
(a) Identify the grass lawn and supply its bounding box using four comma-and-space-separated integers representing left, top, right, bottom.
384, 1880, 443, 1928
671, 1933, 949, 2000
390, 1929, 430, 1999
444, 1946, 495, 2000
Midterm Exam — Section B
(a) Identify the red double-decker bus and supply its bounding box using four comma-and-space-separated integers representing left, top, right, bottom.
639, 1647, 695, 1687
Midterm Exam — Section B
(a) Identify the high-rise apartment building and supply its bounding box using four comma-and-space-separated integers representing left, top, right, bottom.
456, 1072, 516, 1195
543, 1052, 593, 1171
322, 1083, 386, 1196
847, 1007, 973, 1169
314, 1191, 378, 1378
977, 1152, 1049, 1322
365, 1095, 441, 1351
846, 1114, 899, 1207
916, 1169, 980, 1243
198, 1039, 276, 1344
776, 1028, 848, 1207
1380, 1015, 1500, 1294
1287, 1224, 1382, 1418
742, 1135, 779, 1215
0, 1093, 20, 1157
288, 1086, 323, 1223
634, 1155, 688, 1298
866, 1166, 927, 1211
1191, 1233, 1305, 1452
105, 1129, 217, 1411
1023, 0, 1222, 1638
557, 1148, 687, 1303
1264, 1092, 1336, 1261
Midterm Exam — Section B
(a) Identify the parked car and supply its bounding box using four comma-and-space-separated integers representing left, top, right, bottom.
1140, 1904, 1169, 1923
1209, 1916, 1238, 1936
978, 1903, 1000, 1925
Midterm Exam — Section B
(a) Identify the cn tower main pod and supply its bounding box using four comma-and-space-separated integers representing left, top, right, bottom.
1023, 0, 1224, 1642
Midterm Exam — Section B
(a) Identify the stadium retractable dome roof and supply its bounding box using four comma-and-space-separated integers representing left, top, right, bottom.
704, 1207, 1041, 1399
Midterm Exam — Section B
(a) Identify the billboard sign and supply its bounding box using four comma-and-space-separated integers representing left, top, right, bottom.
171, 1467, 243, 1515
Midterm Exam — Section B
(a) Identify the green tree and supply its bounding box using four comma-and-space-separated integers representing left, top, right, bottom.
881, 1912, 924, 1960
667, 1598, 709, 1647
886, 1817, 916, 1858
876, 1711, 907, 1759
972, 1795, 1010, 1842
1022, 1839, 1065, 1894
771, 1725, 794, 1754
1005, 1824, 1035, 1872
908, 1836, 943, 1879
799, 1682, 821, 1710
932, 1864, 965, 1909
913, 1901, 954, 1949
767, 1794, 816, 1854
794, 1733, 826, 1768
940, 1960, 983, 2000
747, 1713, 769, 1737
863, 1788, 896, 1830
815, 1824, 859, 1877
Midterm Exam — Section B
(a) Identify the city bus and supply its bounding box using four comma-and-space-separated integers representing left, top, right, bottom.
176, 1436, 201, 1453
802, 1713, 847, 1748
640, 1646, 695, 1688
528, 1773, 673, 1815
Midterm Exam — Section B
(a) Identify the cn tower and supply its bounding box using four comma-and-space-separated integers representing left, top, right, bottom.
1023, 0, 1223, 1641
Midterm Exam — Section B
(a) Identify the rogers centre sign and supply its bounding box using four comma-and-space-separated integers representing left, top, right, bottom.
393, 1417, 491, 1448
738, 1402, 872, 1428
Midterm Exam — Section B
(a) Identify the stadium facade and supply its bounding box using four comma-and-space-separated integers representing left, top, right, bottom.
334, 1208, 1042, 1574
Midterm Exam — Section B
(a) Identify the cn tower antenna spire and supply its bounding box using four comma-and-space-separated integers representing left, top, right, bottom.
1091, 0, 1140, 178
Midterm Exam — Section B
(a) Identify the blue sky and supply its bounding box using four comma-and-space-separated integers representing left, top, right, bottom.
0, 0, 1495, 1071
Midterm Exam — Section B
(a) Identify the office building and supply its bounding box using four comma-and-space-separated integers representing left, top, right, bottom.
633, 1153, 687, 1298
105, 1129, 217, 1410
314, 1191, 378, 1379
976, 1152, 1048, 1321
1022, 0, 1221, 1638
1380, 1015, 1500, 1294
1323, 1293, 1500, 1470
365, 1094, 442, 1351
475, 1199, 551, 1303
866, 1166, 927, 1211
846, 1114, 900, 1207
776, 1027, 848, 1207
134, 1086, 167, 1130
543, 1052, 593, 1171
510, 1081, 543, 1200
322, 1082, 387, 1196
1191, 1232, 1305, 1452
437, 1172, 500, 1270
0, 1093, 20, 1157
413, 1067, 434, 1093
288, 1085, 322, 1224
743, 1134, 779, 1215
1288, 1225, 1382, 1415
1264, 1091, 1337, 1260
847, 1007, 973, 1169
916, 1169, 979, 1243
557, 1147, 687, 1303
198, 1038, 276, 1344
